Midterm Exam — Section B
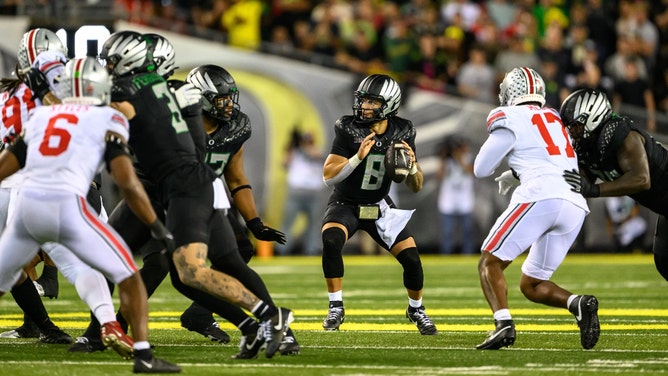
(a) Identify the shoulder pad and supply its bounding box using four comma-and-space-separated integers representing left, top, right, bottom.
387, 117, 416, 143
597, 116, 631, 160
486, 108, 508, 133
335, 115, 367, 139
209, 112, 251, 149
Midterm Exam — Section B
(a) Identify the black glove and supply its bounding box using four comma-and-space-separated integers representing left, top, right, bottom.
563, 169, 600, 198
246, 217, 287, 244
149, 219, 176, 253
23, 67, 50, 101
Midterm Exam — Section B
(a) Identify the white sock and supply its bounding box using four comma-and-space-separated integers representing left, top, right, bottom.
493, 309, 512, 321
328, 291, 342, 302
134, 341, 150, 350
408, 298, 422, 309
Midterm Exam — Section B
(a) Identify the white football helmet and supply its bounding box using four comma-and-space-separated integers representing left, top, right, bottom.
17, 28, 68, 70
144, 33, 177, 78
498, 67, 546, 107
99, 30, 153, 77
56, 57, 112, 106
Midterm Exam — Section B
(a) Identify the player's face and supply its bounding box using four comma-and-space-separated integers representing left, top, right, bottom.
213, 95, 234, 119
358, 97, 381, 120
566, 122, 585, 149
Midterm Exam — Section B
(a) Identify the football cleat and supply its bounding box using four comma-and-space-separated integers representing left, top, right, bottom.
231, 332, 264, 359
0, 322, 40, 339
68, 336, 106, 353
278, 327, 300, 355
406, 306, 438, 335
476, 319, 516, 350
262, 307, 294, 359
133, 349, 181, 373
569, 295, 600, 349
181, 317, 230, 344
101, 321, 134, 359
322, 302, 345, 331
38, 326, 73, 344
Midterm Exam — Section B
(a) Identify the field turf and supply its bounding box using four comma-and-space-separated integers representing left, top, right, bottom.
1, 254, 667, 375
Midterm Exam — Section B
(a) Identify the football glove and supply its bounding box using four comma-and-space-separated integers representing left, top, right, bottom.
149, 219, 176, 253
23, 67, 50, 101
173, 82, 201, 109
563, 169, 600, 198
246, 217, 287, 244
494, 169, 520, 195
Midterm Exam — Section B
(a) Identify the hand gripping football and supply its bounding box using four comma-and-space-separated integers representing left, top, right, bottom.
384, 143, 412, 183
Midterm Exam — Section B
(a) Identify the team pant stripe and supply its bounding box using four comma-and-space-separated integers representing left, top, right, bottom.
483, 202, 534, 253
77, 196, 137, 273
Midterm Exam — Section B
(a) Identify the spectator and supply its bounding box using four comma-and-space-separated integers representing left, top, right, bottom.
410, 32, 450, 94
456, 43, 495, 104
604, 197, 648, 254
220, 0, 267, 50
276, 130, 326, 256
436, 136, 476, 255
612, 55, 657, 132
493, 34, 540, 84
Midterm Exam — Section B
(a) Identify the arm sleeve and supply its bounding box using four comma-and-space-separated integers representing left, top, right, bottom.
473, 128, 516, 178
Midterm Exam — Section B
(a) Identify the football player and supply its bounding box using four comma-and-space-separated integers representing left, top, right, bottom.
320, 74, 437, 335
99, 30, 293, 359
0, 56, 180, 372
560, 89, 668, 280
474, 67, 599, 350
186, 63, 300, 357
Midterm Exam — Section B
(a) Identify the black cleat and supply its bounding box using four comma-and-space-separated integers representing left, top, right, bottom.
133, 357, 181, 373
406, 306, 438, 335
278, 327, 300, 355
569, 295, 600, 349
322, 302, 345, 331
262, 307, 294, 359
68, 336, 106, 353
476, 319, 516, 350
181, 320, 230, 344
0, 322, 40, 339
231, 332, 264, 359
38, 326, 73, 344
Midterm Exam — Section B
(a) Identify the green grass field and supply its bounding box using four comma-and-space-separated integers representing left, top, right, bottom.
1, 254, 667, 375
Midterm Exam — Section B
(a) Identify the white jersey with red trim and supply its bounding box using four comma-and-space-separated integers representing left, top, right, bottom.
21, 104, 129, 197
0, 84, 40, 189
485, 104, 588, 211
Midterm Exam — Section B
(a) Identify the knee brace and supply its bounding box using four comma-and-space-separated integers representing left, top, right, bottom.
395, 247, 423, 291
322, 227, 346, 278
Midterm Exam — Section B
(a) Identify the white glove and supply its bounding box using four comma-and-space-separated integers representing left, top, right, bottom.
173, 83, 201, 109
494, 170, 520, 195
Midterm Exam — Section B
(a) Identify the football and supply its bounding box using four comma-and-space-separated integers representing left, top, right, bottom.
384, 143, 412, 183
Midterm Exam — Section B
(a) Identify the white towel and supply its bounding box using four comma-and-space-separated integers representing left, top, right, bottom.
212, 178, 231, 213
375, 199, 415, 247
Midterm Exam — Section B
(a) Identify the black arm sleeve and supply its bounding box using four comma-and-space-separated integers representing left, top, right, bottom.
104, 133, 131, 172
6, 137, 27, 168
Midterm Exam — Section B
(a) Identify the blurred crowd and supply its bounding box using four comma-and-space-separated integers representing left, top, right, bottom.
101, 0, 667, 129
2, 0, 667, 129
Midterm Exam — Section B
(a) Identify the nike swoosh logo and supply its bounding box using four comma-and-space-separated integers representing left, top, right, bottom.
274, 310, 284, 331
245, 337, 258, 350
575, 299, 583, 321
139, 360, 153, 369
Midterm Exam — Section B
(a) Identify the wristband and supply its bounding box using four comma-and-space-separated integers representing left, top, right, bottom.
409, 163, 418, 175
349, 155, 362, 168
